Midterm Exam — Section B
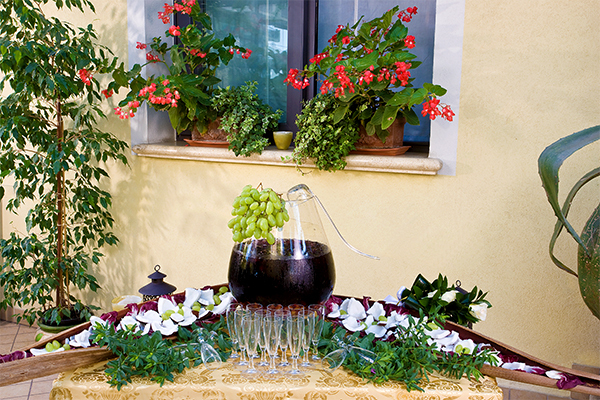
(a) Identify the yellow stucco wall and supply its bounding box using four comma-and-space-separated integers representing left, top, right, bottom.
2, 0, 599, 373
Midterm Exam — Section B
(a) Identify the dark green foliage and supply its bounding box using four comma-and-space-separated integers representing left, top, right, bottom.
213, 82, 282, 157
538, 126, 600, 319
91, 317, 232, 389
291, 93, 360, 172
401, 274, 491, 327
318, 315, 497, 392
0, 0, 128, 325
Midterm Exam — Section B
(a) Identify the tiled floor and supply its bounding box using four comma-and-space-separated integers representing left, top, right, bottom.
0, 321, 57, 400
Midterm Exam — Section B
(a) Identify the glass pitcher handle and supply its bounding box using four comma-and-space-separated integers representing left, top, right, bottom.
287, 184, 379, 260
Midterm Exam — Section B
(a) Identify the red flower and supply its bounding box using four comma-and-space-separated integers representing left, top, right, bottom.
441, 105, 455, 121
78, 68, 92, 86
168, 25, 181, 36
421, 98, 442, 120
241, 49, 252, 59
136, 42, 147, 50
342, 36, 350, 45
101, 89, 114, 98
404, 35, 416, 49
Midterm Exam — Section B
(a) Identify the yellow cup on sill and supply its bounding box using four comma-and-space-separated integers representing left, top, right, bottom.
273, 131, 293, 150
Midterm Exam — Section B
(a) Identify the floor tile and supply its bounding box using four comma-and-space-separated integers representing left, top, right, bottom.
0, 344, 14, 354
29, 380, 54, 395
0, 382, 31, 399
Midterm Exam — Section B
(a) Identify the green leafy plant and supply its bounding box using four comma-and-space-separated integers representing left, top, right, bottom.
290, 93, 361, 172
111, 0, 250, 136
538, 126, 600, 319
91, 318, 232, 389
319, 316, 497, 392
285, 5, 453, 142
0, 0, 129, 325
212, 82, 282, 157
400, 274, 491, 327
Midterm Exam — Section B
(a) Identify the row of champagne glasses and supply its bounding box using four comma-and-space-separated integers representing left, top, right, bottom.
226, 302, 325, 378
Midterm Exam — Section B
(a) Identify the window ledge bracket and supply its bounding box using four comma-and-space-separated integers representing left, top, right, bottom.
132, 142, 443, 175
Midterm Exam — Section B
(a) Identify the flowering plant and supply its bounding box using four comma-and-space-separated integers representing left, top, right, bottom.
285, 6, 453, 142
397, 274, 491, 327
112, 0, 251, 134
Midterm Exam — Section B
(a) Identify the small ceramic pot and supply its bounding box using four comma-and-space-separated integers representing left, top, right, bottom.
273, 131, 294, 150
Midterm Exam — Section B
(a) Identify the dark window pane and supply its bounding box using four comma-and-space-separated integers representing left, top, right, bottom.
207, 0, 289, 122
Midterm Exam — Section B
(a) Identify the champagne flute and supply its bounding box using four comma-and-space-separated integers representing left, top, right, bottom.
277, 309, 291, 368
309, 304, 325, 360
226, 303, 240, 360
267, 303, 283, 359
286, 304, 304, 361
263, 311, 283, 378
241, 311, 260, 376
246, 303, 262, 360
300, 308, 316, 368
285, 310, 304, 378
234, 307, 249, 367
256, 309, 269, 367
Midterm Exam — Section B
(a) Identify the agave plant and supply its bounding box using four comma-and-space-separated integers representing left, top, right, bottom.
538, 125, 600, 319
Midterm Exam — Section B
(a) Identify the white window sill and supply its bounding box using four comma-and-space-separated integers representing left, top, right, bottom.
132, 142, 443, 175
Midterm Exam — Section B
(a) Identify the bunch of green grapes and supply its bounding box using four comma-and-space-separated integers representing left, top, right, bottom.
228, 184, 289, 244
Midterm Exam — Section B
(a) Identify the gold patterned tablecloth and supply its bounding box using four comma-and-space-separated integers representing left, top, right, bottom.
50, 361, 503, 400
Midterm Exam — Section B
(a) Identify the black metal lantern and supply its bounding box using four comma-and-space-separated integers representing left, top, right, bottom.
139, 265, 177, 301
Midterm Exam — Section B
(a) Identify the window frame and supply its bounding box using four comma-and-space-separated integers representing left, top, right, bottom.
126, 0, 464, 175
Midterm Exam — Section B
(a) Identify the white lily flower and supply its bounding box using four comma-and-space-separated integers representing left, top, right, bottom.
183, 287, 202, 309
119, 315, 142, 333
367, 302, 386, 323
364, 315, 387, 338
151, 318, 179, 336
339, 298, 366, 320
441, 290, 459, 303
342, 316, 366, 332
427, 328, 451, 339
157, 297, 197, 326
469, 303, 488, 321
212, 292, 233, 315
136, 309, 161, 325
327, 303, 341, 318
68, 329, 93, 348
198, 288, 214, 305
158, 297, 178, 315
385, 312, 410, 330
89, 316, 108, 330
434, 330, 460, 350
383, 286, 406, 305
426, 290, 438, 298
451, 338, 476, 354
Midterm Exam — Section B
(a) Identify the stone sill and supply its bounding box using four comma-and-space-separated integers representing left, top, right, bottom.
132, 142, 443, 175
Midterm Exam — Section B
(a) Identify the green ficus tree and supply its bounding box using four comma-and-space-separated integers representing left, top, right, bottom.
0, 0, 129, 325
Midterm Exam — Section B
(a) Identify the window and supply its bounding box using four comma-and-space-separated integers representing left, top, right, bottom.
127, 0, 464, 175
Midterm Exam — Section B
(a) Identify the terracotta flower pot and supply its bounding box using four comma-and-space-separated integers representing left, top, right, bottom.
186, 118, 230, 147
352, 117, 410, 156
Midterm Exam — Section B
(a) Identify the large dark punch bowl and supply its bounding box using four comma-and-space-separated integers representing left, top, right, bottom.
228, 238, 335, 306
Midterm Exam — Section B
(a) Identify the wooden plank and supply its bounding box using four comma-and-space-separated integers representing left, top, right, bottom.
0, 347, 114, 386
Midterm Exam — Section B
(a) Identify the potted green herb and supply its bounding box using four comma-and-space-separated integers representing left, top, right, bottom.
212, 82, 283, 157
0, 0, 129, 327
538, 126, 600, 319
285, 5, 454, 167
289, 93, 360, 172
112, 0, 251, 139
